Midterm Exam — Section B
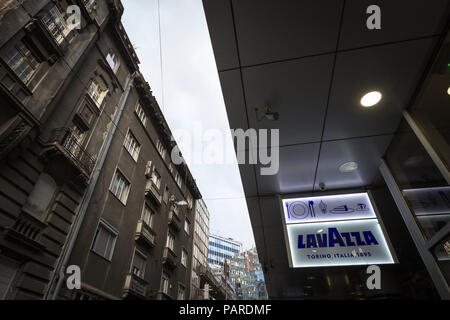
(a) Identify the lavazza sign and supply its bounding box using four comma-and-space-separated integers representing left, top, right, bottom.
281, 193, 397, 268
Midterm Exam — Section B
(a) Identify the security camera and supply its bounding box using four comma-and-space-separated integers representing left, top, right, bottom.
319, 182, 326, 191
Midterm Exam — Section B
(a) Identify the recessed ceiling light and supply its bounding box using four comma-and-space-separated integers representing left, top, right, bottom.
361, 91, 382, 107
447, 86, 450, 95
339, 161, 358, 173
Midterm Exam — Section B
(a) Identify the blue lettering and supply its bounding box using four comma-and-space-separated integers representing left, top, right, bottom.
306, 234, 317, 248
340, 232, 356, 246
328, 228, 346, 247
351, 232, 366, 246
363, 231, 378, 245
298, 235, 305, 248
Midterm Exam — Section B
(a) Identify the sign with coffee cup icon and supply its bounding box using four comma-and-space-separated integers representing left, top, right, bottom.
283, 193, 376, 224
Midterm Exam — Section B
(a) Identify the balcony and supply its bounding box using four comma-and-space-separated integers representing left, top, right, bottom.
4, 210, 47, 250
162, 247, 177, 269
168, 209, 181, 231
135, 220, 156, 248
42, 128, 95, 182
122, 273, 148, 299
145, 180, 162, 205
156, 291, 174, 300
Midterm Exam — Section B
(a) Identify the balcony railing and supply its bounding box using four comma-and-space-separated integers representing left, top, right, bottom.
123, 273, 148, 299
45, 128, 95, 178
162, 246, 177, 269
4, 210, 47, 250
145, 180, 162, 205
168, 209, 181, 231
135, 220, 156, 248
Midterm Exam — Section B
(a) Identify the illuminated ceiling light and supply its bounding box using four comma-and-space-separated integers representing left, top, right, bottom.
447, 86, 450, 95
360, 91, 382, 107
339, 161, 358, 173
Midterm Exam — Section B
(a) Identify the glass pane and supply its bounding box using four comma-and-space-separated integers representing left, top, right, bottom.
385, 119, 449, 240
433, 235, 450, 286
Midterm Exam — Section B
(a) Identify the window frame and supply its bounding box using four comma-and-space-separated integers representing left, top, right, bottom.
109, 169, 131, 205
130, 248, 147, 278
90, 219, 118, 261
123, 129, 141, 162
2, 40, 39, 84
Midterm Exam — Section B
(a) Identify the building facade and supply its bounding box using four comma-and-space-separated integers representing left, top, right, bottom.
190, 198, 210, 299
0, 0, 201, 300
208, 233, 241, 267
228, 247, 268, 300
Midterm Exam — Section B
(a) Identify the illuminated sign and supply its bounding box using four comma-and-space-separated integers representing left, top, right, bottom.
283, 193, 376, 224
281, 192, 396, 268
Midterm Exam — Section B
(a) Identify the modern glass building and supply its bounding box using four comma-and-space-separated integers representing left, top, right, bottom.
208, 234, 242, 267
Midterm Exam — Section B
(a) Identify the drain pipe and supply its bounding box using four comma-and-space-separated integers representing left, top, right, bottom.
46, 72, 137, 300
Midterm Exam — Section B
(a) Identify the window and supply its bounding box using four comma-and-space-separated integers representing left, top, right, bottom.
87, 78, 107, 107
24, 173, 57, 219
163, 185, 169, 204
151, 169, 161, 189
2, 41, 39, 83
41, 5, 69, 44
156, 140, 166, 159
175, 172, 182, 188
131, 249, 146, 278
91, 221, 118, 260
184, 219, 190, 235
161, 273, 170, 294
141, 203, 154, 227
135, 103, 146, 126
110, 170, 130, 204
181, 249, 188, 267
187, 195, 193, 209
177, 285, 185, 300
106, 52, 120, 73
166, 233, 175, 251
169, 163, 174, 175
124, 130, 140, 161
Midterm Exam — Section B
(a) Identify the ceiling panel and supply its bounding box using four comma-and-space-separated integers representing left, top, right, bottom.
255, 143, 320, 195
323, 37, 438, 141
202, 0, 240, 71
242, 54, 335, 147
339, 0, 450, 50
313, 134, 393, 191
232, 0, 344, 66
218, 69, 249, 131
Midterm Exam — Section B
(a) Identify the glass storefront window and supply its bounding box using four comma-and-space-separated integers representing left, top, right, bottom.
385, 119, 449, 240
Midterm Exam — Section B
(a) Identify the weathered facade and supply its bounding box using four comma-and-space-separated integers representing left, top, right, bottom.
0, 0, 201, 300
190, 198, 210, 299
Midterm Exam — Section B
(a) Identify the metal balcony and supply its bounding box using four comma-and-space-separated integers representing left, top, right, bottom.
168, 209, 181, 231
123, 273, 149, 299
43, 128, 95, 181
162, 246, 177, 269
145, 180, 162, 205
135, 220, 156, 248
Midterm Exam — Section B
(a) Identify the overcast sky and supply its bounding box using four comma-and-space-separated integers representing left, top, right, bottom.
122, 0, 255, 249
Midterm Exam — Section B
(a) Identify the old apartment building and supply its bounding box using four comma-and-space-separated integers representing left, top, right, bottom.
190, 198, 210, 299
0, 0, 201, 300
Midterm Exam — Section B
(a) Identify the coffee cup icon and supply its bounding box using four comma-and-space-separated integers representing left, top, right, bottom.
356, 203, 367, 211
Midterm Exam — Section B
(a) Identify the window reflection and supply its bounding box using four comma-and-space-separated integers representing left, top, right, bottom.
385, 120, 449, 239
